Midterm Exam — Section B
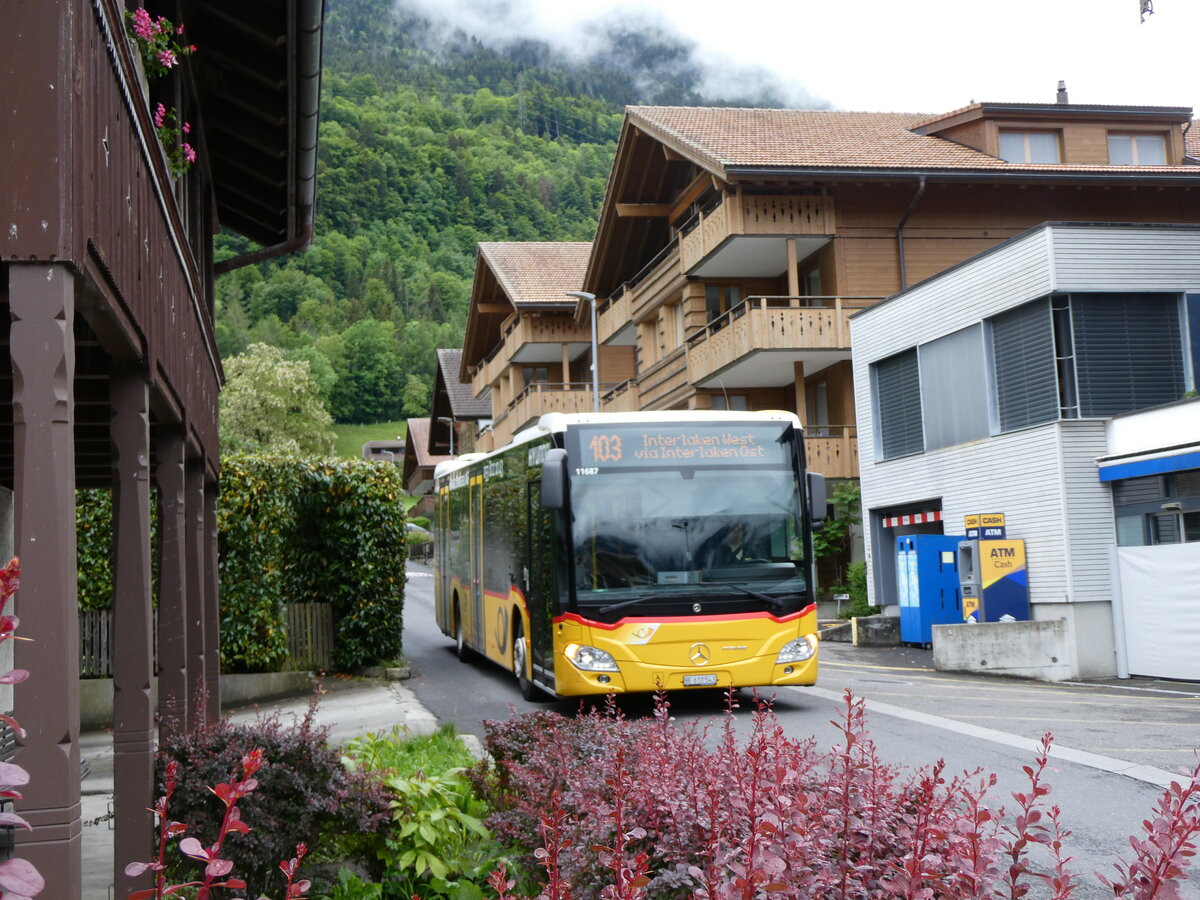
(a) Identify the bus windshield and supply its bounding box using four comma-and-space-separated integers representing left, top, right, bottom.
565, 422, 808, 620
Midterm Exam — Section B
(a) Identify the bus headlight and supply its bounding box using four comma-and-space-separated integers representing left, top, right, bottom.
776, 635, 816, 664
565, 643, 619, 672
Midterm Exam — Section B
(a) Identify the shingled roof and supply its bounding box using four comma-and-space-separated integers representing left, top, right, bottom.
477, 242, 593, 307
435, 349, 490, 419
626, 106, 1200, 176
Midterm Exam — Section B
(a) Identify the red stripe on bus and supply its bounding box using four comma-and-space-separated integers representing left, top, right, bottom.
552, 603, 816, 631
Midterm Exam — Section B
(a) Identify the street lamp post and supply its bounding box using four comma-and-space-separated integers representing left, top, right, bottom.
565, 290, 599, 412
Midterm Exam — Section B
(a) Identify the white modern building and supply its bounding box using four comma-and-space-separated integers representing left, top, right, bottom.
851, 223, 1200, 680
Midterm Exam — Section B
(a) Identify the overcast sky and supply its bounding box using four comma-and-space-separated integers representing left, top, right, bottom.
401, 0, 1196, 113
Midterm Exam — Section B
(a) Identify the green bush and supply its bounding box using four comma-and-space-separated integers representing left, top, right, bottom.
333, 726, 503, 900
836, 560, 875, 619
291, 458, 408, 670
78, 453, 408, 672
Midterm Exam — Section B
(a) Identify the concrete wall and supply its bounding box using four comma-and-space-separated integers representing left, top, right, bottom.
81, 672, 317, 730
932, 619, 1074, 681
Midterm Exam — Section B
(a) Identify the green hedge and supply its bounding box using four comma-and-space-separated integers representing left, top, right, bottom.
77, 455, 408, 672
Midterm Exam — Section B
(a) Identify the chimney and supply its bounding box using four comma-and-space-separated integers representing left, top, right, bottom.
1056, 81, 1069, 104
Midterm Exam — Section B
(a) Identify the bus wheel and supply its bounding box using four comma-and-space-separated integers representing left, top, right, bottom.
454, 602, 472, 662
513, 618, 537, 700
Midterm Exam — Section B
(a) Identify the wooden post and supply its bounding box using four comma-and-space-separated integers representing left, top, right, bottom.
204, 480, 220, 724
155, 427, 188, 733
9, 262, 82, 898
787, 239, 800, 297
794, 361, 808, 424
185, 459, 206, 719
110, 367, 154, 898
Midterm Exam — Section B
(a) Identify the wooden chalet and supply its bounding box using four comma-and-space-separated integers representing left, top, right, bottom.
459, 242, 636, 450
401, 418, 450, 516
429, 348, 492, 456
579, 99, 1200, 480
1, 1, 325, 896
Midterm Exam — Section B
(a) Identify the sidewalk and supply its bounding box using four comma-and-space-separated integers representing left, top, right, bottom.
82, 675, 448, 899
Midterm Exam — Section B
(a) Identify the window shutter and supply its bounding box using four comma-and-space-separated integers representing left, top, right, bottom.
991, 299, 1058, 430
875, 350, 923, 459
1072, 294, 1183, 417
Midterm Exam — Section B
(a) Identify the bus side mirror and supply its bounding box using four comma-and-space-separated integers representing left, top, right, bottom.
541, 448, 567, 509
807, 472, 827, 529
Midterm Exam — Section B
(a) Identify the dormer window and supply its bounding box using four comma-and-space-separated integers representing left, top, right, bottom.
998, 130, 1061, 163
1108, 133, 1167, 165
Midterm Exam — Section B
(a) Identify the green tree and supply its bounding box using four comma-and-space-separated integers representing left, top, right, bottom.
219, 343, 336, 455
401, 373, 431, 417
329, 319, 403, 423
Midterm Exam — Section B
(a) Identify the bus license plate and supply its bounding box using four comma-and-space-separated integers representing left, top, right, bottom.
683, 674, 718, 686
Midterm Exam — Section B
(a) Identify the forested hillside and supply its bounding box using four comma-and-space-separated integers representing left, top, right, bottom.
214, 0, 794, 425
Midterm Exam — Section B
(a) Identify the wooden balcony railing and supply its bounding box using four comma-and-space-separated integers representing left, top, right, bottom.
686, 295, 876, 384
804, 425, 859, 480
477, 316, 592, 389
487, 382, 617, 446
601, 379, 641, 412
679, 192, 835, 272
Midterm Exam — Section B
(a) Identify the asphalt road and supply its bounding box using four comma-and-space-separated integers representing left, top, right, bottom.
402, 563, 1200, 898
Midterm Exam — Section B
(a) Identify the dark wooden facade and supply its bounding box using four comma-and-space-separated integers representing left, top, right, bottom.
1, 1, 324, 896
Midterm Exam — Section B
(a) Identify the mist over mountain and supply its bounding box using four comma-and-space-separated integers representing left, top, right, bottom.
215, 0, 827, 431
326, 0, 827, 109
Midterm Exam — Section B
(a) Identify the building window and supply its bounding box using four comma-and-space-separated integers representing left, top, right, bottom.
522, 366, 549, 388
918, 325, 990, 450
873, 349, 923, 460
705, 285, 741, 324
1070, 293, 1184, 417
1113, 472, 1200, 546
990, 293, 1186, 430
991, 300, 1059, 431
998, 130, 1061, 163
712, 394, 748, 410
1108, 133, 1167, 165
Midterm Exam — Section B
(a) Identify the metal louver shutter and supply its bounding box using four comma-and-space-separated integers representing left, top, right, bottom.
875, 349, 923, 459
1072, 294, 1183, 417
991, 299, 1057, 431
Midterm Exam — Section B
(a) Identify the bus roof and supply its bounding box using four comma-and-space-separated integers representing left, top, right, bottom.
433, 410, 803, 480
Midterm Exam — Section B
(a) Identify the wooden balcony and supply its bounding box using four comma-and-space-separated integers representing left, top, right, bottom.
686, 296, 875, 386
601, 379, 641, 412
476, 315, 591, 391
679, 192, 835, 272
804, 426, 860, 480
598, 289, 633, 344
489, 382, 606, 446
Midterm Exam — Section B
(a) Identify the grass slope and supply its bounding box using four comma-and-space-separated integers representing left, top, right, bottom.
333, 421, 408, 459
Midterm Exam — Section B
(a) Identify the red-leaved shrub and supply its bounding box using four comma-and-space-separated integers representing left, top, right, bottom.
472, 691, 1200, 900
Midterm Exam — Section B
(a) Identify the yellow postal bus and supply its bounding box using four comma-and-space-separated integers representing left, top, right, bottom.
433, 411, 826, 699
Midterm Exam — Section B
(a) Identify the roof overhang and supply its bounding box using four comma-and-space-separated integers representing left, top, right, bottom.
191, 0, 324, 252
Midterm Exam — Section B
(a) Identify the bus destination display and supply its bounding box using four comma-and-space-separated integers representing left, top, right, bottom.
571, 424, 789, 469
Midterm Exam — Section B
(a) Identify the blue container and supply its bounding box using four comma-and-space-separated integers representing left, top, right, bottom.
896, 534, 964, 645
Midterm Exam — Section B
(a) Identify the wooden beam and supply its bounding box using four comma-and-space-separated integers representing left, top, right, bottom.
669, 172, 722, 223
662, 145, 684, 162
475, 302, 511, 315
615, 202, 673, 218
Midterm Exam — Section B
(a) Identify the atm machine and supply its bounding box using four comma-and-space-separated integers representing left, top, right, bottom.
957, 539, 1029, 622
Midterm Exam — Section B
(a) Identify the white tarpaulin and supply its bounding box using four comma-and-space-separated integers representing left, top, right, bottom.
1118, 542, 1200, 680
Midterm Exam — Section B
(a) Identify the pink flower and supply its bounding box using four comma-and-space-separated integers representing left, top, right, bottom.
132, 8, 155, 40
182, 144, 196, 164
177, 23, 185, 35
157, 49, 177, 68
182, 122, 190, 134
154, 102, 166, 128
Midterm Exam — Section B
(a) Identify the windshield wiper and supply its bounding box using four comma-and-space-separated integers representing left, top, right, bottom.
596, 592, 678, 616
705, 582, 791, 613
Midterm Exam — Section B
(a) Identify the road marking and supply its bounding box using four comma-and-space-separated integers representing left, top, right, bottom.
1063, 681, 1200, 698
407, 572, 433, 578
801, 686, 1184, 789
